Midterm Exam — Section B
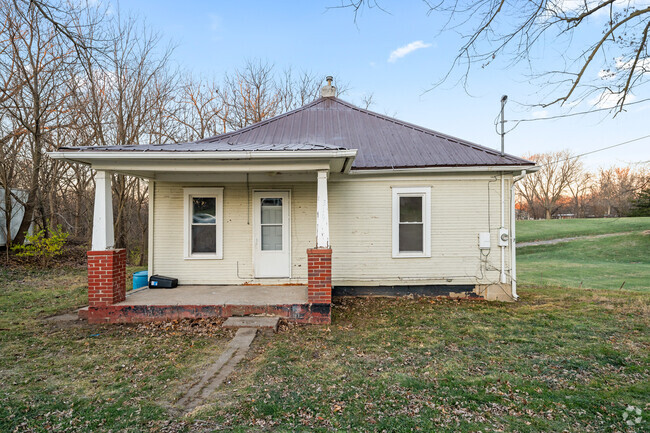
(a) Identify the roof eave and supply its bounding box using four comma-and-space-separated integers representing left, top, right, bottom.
48, 149, 358, 161
348, 164, 540, 174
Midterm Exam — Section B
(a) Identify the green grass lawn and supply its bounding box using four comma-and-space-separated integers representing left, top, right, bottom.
518, 232, 650, 293
1, 265, 649, 432
516, 219, 650, 293
199, 291, 649, 432
516, 216, 650, 243
0, 265, 232, 432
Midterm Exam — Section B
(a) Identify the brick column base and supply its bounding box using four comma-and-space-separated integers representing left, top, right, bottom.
307, 248, 332, 305
87, 249, 127, 307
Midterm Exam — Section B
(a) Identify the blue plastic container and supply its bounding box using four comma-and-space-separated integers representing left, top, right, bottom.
133, 271, 148, 290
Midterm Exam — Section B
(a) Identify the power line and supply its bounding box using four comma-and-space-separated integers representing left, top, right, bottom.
503, 97, 650, 124
539, 134, 650, 167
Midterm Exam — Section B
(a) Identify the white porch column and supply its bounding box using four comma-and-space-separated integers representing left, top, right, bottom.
92, 170, 114, 251
316, 170, 330, 248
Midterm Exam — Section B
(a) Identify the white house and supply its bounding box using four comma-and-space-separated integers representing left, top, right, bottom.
50, 80, 538, 324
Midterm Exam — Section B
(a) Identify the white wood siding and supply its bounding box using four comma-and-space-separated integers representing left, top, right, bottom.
151, 173, 512, 286
152, 181, 316, 285
329, 174, 512, 286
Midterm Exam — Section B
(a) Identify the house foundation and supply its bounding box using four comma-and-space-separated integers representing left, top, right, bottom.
474, 284, 516, 302
82, 303, 331, 324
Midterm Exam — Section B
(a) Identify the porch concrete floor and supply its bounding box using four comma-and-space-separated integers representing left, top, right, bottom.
117, 285, 308, 306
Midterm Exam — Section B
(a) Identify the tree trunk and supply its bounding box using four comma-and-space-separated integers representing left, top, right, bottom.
3, 189, 13, 250
114, 174, 128, 249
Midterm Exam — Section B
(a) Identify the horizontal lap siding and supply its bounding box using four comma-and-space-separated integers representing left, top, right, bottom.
153, 182, 316, 285
152, 174, 512, 287
328, 174, 511, 286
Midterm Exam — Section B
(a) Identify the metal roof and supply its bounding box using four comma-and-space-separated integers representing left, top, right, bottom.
59, 97, 535, 169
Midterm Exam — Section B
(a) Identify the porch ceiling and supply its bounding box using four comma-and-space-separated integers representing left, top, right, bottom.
118, 285, 309, 306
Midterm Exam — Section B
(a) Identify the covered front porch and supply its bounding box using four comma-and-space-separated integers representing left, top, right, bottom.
123, 284, 308, 306
50, 147, 356, 325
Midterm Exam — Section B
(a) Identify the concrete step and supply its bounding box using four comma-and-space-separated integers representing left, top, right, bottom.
222, 316, 280, 332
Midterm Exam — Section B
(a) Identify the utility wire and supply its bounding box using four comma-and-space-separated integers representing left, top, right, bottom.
538, 134, 650, 167
501, 97, 650, 124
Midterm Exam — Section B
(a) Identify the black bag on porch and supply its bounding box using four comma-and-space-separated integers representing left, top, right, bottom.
148, 275, 178, 289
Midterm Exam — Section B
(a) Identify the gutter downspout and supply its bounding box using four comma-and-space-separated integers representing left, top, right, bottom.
510, 170, 527, 299
500, 173, 506, 284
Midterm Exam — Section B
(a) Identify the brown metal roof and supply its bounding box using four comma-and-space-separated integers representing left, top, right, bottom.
59, 97, 535, 169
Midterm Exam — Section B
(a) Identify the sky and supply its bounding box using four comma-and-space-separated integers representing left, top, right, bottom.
110, 0, 650, 169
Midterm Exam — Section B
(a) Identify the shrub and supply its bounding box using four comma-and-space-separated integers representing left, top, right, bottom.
12, 225, 69, 266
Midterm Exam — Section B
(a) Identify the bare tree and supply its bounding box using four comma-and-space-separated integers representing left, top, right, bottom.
515, 166, 541, 219
167, 75, 227, 141
221, 60, 284, 130
0, 1, 77, 245
519, 151, 583, 219
566, 170, 592, 218
0, 2, 352, 264
592, 166, 647, 216
218, 61, 333, 132
277, 68, 323, 112
342, 1, 650, 113
79, 13, 176, 249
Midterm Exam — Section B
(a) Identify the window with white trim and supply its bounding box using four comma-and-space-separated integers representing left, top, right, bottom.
183, 188, 223, 259
392, 187, 431, 258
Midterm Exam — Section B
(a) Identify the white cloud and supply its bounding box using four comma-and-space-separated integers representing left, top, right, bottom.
598, 57, 650, 80
532, 110, 549, 119
616, 56, 650, 71
598, 69, 616, 80
589, 90, 636, 109
388, 41, 432, 63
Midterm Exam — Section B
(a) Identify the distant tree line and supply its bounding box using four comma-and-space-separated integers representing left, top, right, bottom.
516, 151, 649, 220
0, 0, 335, 263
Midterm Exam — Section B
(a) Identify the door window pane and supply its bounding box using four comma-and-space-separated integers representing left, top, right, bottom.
193, 197, 216, 223
261, 198, 282, 224
261, 225, 283, 250
399, 224, 423, 252
261, 198, 282, 206
192, 225, 217, 253
399, 196, 422, 222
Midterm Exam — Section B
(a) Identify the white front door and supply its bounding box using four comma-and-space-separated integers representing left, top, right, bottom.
253, 191, 291, 278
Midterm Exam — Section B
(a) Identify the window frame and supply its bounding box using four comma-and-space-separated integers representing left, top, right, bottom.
183, 187, 224, 260
392, 186, 431, 258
